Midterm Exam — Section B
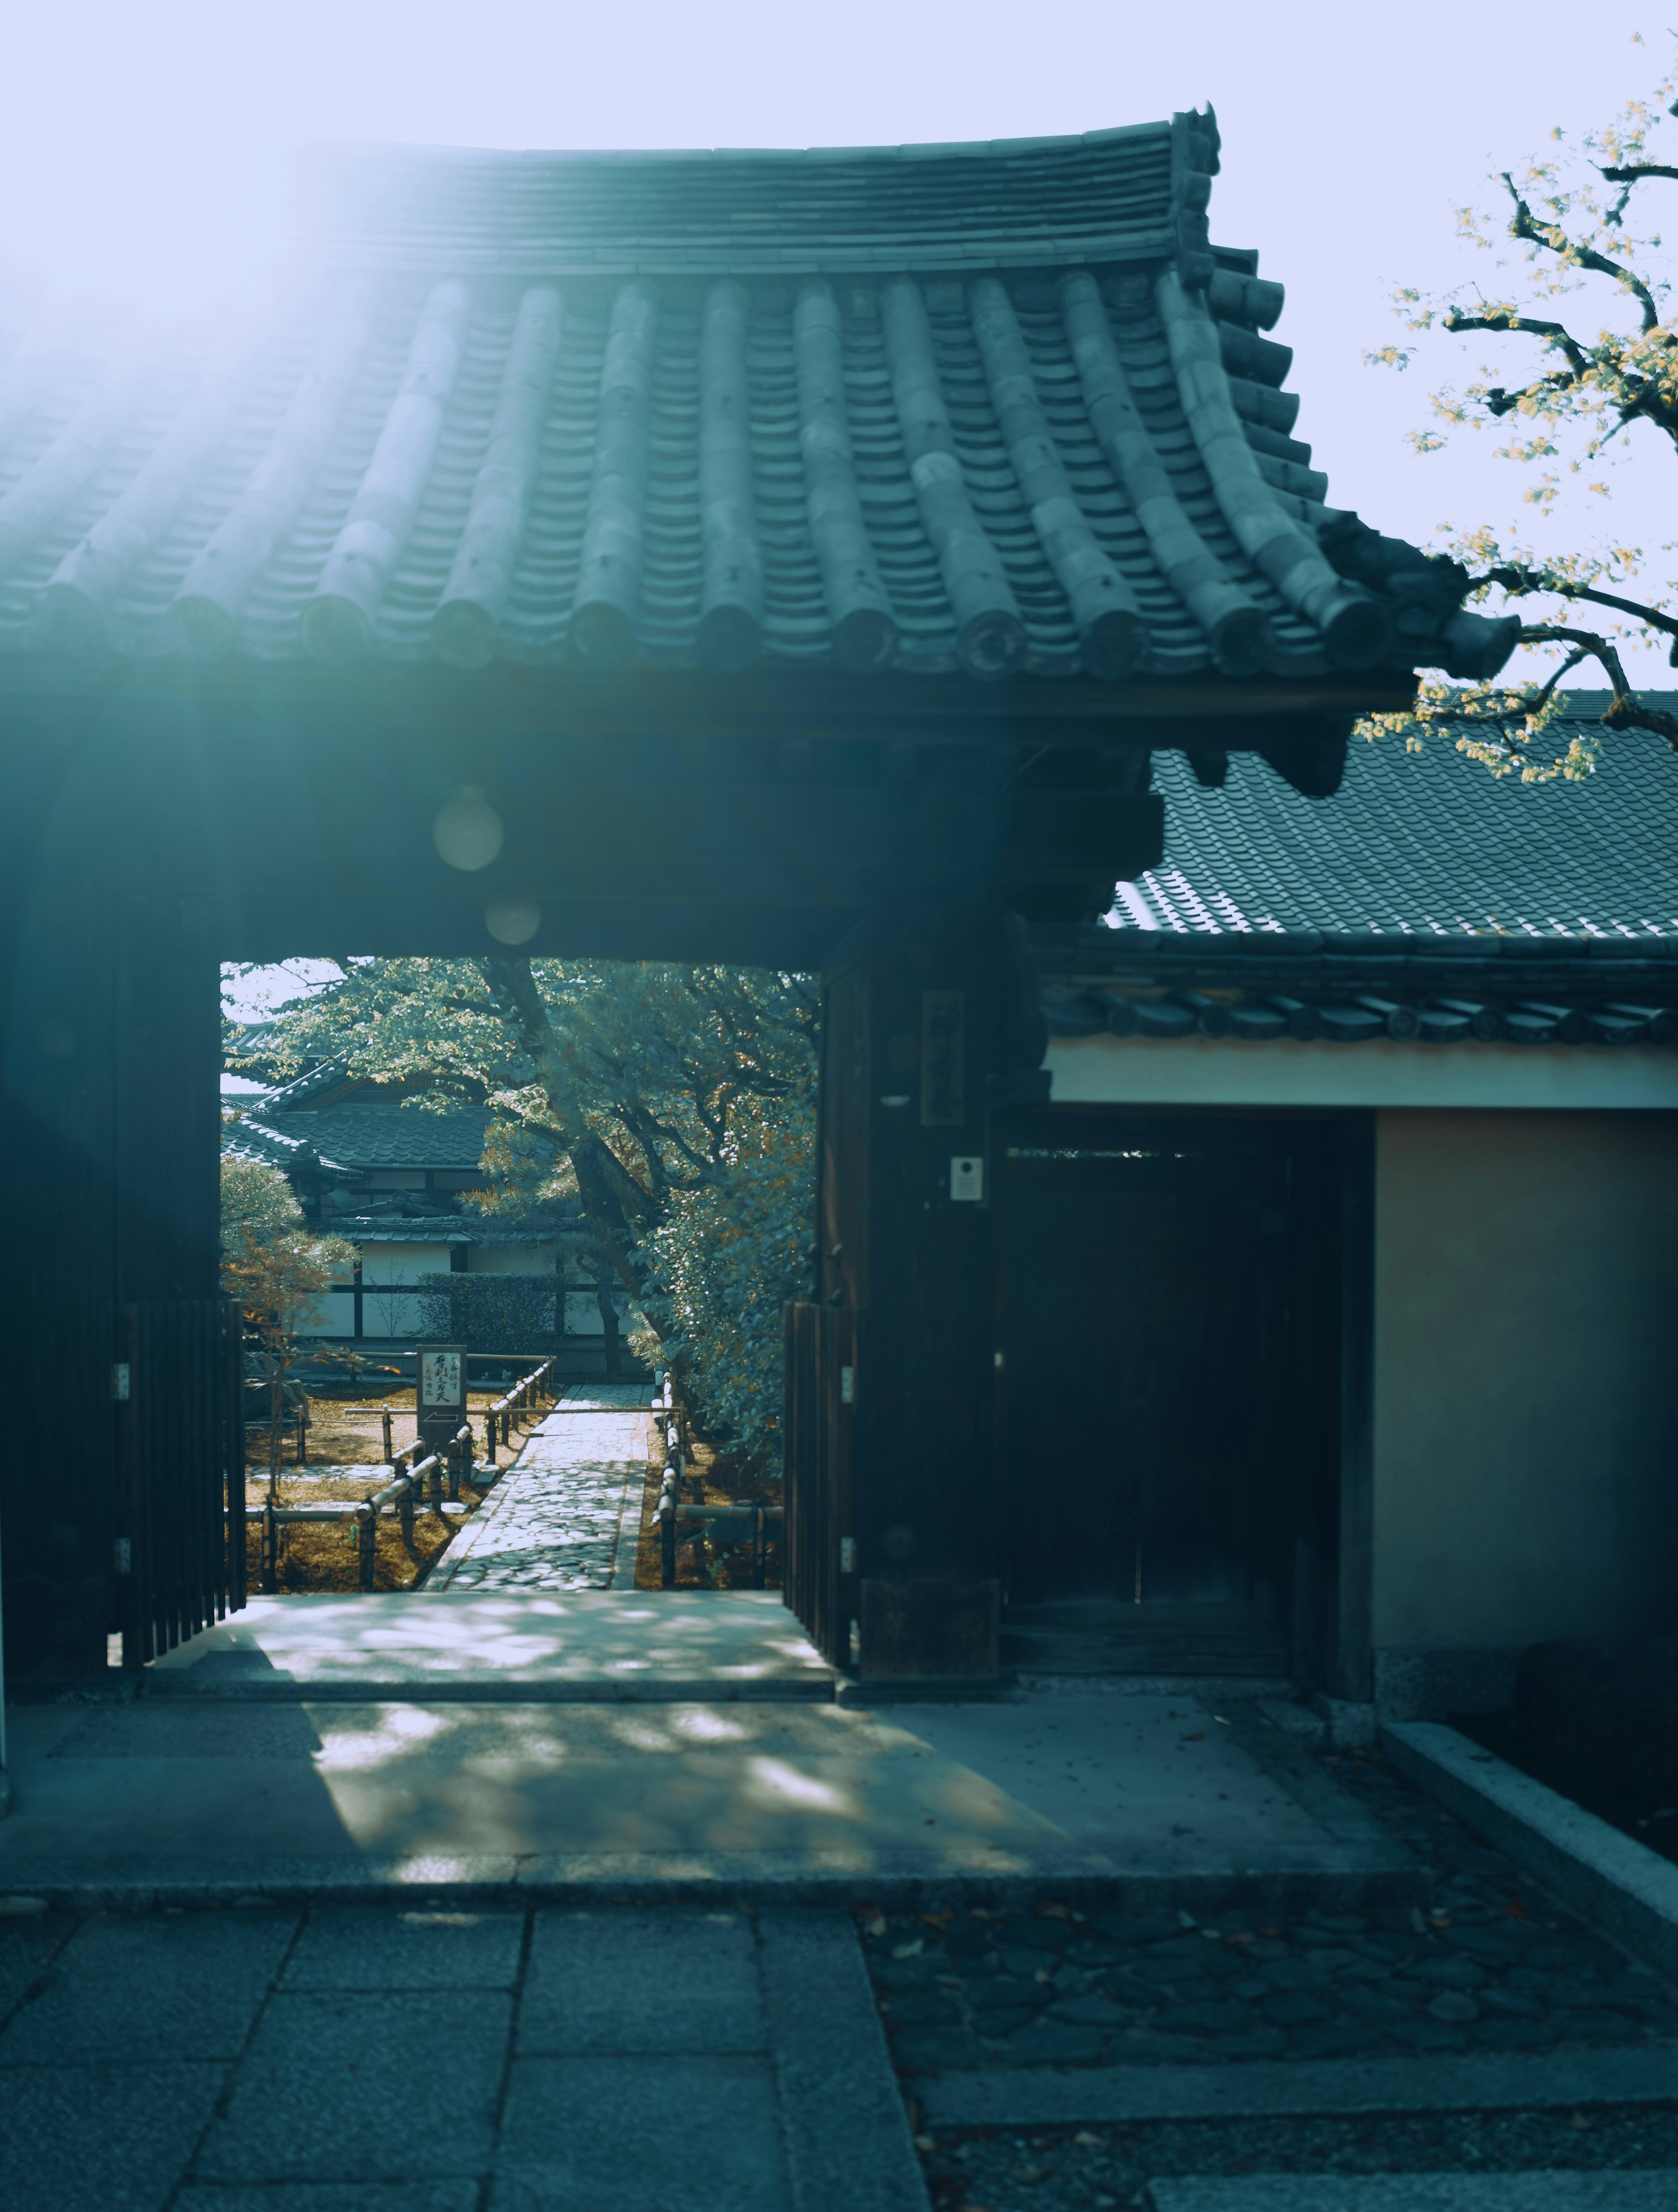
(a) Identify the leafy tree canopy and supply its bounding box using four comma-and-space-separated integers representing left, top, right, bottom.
1363, 43, 1677, 780
229, 956, 817, 1471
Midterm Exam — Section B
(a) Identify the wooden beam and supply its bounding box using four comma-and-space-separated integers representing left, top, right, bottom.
0, 651, 1418, 749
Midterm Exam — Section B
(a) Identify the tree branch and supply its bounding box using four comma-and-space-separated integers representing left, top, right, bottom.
1513, 624, 1678, 747
1441, 309, 1591, 377
1480, 563, 1678, 644
1502, 171, 1662, 331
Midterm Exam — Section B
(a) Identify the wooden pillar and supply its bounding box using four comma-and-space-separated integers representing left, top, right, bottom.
0, 710, 223, 1683
811, 902, 1047, 1685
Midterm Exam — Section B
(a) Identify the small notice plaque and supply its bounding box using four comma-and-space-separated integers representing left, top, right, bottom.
416, 1342, 468, 1456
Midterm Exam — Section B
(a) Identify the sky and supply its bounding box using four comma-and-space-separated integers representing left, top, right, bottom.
6, 0, 1671, 688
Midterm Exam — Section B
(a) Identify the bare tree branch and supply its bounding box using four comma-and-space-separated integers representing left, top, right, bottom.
1482, 564, 1678, 645
1514, 624, 1678, 745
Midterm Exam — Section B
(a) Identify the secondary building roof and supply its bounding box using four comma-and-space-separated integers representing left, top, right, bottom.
1033, 699, 1678, 1048
1121, 704, 1678, 942
0, 113, 1508, 690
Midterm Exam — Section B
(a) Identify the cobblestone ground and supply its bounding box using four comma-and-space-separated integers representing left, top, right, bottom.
426, 1386, 652, 1592
864, 1747, 1678, 2075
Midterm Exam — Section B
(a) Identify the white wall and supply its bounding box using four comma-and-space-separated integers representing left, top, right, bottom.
1049, 1031, 1678, 1110
469, 1246, 554, 1275
1372, 1110, 1678, 1657
357, 1241, 451, 1339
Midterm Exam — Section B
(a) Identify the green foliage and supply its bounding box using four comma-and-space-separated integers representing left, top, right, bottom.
640, 1096, 815, 1466
413, 1272, 562, 1354
1362, 50, 1678, 777
231, 955, 818, 1474
221, 1154, 357, 1347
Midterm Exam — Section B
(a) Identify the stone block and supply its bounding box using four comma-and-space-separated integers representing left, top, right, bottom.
197, 1990, 510, 2180
495, 2053, 790, 2211
520, 1907, 763, 2055
0, 1907, 295, 2066
283, 1906, 525, 1990
0, 2061, 223, 2212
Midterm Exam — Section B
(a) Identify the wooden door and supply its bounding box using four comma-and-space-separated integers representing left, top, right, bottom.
997, 1119, 1308, 1677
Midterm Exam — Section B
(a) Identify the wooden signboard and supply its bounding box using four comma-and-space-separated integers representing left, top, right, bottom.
416, 1343, 468, 1460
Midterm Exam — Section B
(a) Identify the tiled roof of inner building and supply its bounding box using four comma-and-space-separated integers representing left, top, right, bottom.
0, 116, 1511, 686
1113, 700, 1678, 942
250, 1104, 490, 1171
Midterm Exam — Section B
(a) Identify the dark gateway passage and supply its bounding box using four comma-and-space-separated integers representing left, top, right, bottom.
996, 1113, 1339, 1681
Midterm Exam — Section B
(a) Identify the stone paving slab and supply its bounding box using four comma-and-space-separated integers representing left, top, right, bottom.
0, 2061, 225, 2212
1151, 2179, 1678, 2211
196, 1987, 513, 2182
428, 1384, 652, 1592
0, 1694, 1415, 1907
0, 1900, 926, 2212
495, 2053, 791, 2211
0, 1905, 296, 2065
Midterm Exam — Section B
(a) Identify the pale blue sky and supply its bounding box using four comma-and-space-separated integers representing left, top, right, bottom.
10, 1, 1668, 686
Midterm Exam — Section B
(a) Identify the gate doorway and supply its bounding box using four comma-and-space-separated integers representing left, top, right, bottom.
995, 1111, 1340, 1682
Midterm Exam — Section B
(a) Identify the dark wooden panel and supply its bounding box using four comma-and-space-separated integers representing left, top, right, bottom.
121, 1298, 244, 1664
781, 1300, 856, 1667
995, 1111, 1339, 1673
860, 1578, 999, 1679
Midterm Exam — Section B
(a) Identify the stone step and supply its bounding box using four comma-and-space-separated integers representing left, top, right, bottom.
1152, 2177, 1678, 2211
141, 1590, 838, 1702
921, 2046, 1678, 2130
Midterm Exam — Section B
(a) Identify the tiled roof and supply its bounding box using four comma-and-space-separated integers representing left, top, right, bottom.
330, 1213, 554, 1245
248, 1054, 355, 1111
0, 115, 1508, 686
221, 1117, 345, 1172
1114, 701, 1678, 943
294, 127, 1180, 277
252, 1104, 489, 1171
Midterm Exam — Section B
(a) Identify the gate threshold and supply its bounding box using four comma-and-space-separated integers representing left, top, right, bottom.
142, 1591, 838, 1704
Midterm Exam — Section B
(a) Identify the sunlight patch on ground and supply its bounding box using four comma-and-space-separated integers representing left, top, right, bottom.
746, 1757, 852, 1817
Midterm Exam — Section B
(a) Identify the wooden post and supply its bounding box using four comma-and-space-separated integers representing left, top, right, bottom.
297, 1400, 308, 1468
485, 1412, 497, 1467
661, 1498, 676, 1589
357, 1501, 376, 1590
260, 1504, 277, 1594
381, 1405, 393, 1463
399, 1480, 414, 1550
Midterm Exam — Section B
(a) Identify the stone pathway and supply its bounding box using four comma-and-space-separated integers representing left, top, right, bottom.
0, 1900, 924, 2212
426, 1384, 653, 1593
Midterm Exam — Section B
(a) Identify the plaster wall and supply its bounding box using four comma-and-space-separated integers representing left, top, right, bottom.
1047, 1032, 1678, 1109
1372, 1109, 1678, 1673
466, 1245, 554, 1275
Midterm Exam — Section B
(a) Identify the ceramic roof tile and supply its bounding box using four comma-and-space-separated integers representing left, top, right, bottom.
1120, 702, 1678, 941
0, 114, 1506, 688
252, 1104, 489, 1171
